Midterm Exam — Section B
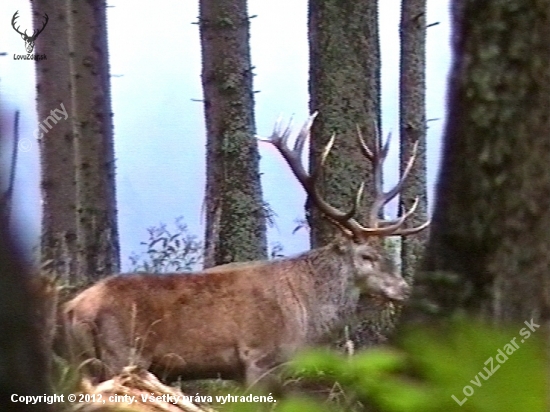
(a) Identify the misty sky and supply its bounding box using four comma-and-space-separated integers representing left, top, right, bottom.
0, 0, 452, 270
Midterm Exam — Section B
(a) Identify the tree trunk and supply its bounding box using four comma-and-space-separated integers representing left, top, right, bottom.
308, 0, 381, 248
199, 0, 267, 268
33, 1, 79, 284
399, 0, 428, 284
68, 0, 119, 281
0, 111, 20, 223
421, 0, 550, 331
309, 0, 389, 348
0, 217, 53, 410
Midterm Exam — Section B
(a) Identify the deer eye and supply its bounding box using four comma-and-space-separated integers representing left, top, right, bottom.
360, 254, 373, 261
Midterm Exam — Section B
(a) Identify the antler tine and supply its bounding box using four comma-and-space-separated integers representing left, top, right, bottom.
345, 182, 365, 221
293, 111, 317, 156
390, 219, 431, 236
11, 11, 26, 36
356, 119, 385, 228
314, 132, 361, 222
34, 14, 49, 37
263, 113, 320, 190
278, 114, 294, 145
372, 126, 386, 205
380, 197, 431, 236
262, 113, 365, 231
311, 132, 334, 181
368, 140, 386, 228
356, 125, 374, 160
358, 197, 421, 236
380, 131, 392, 161
319, 133, 336, 168
382, 139, 419, 205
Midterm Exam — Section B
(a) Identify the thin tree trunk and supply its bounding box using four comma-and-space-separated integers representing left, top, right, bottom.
308, 0, 381, 249
199, 0, 267, 268
33, 1, 79, 284
399, 0, 428, 284
68, 0, 119, 281
309, 0, 388, 348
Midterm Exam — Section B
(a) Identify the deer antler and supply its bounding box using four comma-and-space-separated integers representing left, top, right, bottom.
11, 11, 26, 37
356, 123, 429, 235
11, 11, 48, 40
33, 13, 49, 40
260, 113, 429, 240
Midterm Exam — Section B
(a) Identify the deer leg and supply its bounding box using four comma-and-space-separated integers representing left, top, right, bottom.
94, 317, 153, 381
238, 346, 281, 387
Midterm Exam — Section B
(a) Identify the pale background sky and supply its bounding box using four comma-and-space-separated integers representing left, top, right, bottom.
0, 0, 451, 270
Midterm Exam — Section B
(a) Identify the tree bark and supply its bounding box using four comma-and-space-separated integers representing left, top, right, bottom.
0, 212, 53, 410
0, 111, 20, 223
309, 0, 390, 348
420, 0, 550, 330
68, 0, 119, 281
308, 0, 381, 248
199, 0, 267, 268
33, 1, 79, 284
399, 0, 428, 284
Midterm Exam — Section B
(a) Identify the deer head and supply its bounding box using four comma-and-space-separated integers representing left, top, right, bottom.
260, 112, 429, 303
12, 11, 49, 54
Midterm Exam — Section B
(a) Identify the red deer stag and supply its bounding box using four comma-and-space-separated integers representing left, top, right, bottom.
60, 113, 429, 386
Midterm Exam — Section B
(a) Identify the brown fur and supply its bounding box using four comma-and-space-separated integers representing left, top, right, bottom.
61, 239, 409, 386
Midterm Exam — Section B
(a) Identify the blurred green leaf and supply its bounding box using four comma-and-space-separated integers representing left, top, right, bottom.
284, 319, 547, 412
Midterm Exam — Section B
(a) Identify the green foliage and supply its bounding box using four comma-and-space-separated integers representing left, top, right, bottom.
285, 319, 547, 412
50, 354, 83, 408
128, 216, 202, 273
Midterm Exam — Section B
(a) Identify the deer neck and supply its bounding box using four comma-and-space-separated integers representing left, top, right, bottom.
303, 243, 360, 341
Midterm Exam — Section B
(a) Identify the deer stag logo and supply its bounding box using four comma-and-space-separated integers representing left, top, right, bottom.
11, 11, 49, 54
